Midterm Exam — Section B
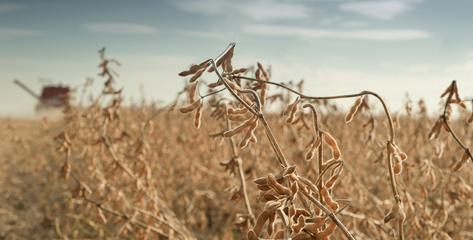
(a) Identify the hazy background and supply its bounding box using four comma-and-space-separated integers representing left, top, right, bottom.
2, 0, 473, 116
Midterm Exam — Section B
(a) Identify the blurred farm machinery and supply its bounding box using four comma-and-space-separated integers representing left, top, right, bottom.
13, 79, 70, 112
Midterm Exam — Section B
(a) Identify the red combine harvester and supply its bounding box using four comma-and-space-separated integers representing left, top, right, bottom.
14, 79, 70, 112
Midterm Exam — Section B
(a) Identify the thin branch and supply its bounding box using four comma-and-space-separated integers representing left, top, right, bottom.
440, 81, 473, 163
299, 187, 356, 240
234, 76, 395, 142
225, 116, 255, 223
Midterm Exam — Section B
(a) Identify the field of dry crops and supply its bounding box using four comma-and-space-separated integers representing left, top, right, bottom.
1, 44, 473, 240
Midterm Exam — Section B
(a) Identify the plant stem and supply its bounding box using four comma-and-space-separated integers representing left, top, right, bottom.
225, 117, 255, 224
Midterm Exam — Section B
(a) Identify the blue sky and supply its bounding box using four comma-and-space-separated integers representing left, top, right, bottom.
2, 0, 473, 116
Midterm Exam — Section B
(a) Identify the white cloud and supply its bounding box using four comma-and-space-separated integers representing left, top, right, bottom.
318, 16, 367, 28
319, 16, 342, 26
340, 0, 421, 20
233, 53, 435, 112
174, 0, 309, 20
179, 30, 224, 39
0, 28, 39, 39
341, 21, 367, 28
404, 64, 433, 74
244, 24, 429, 41
444, 54, 473, 78
0, 3, 24, 13
239, 0, 309, 20
174, 0, 224, 15
83, 23, 158, 34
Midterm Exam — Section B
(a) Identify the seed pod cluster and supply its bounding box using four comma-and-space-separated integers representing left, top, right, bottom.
222, 46, 235, 73
255, 62, 270, 106
227, 112, 247, 122
189, 68, 205, 82
228, 106, 248, 115
441, 81, 465, 108
223, 116, 256, 138
194, 103, 203, 129
345, 95, 365, 123
468, 100, 473, 123
304, 136, 321, 161
207, 44, 235, 73
257, 62, 270, 80
172, 43, 430, 240
320, 187, 339, 211
304, 216, 326, 234
207, 79, 223, 88
179, 99, 204, 129
250, 210, 270, 238
292, 208, 311, 222
291, 215, 305, 234
448, 98, 467, 109
322, 132, 342, 160
324, 173, 340, 189
271, 230, 284, 239
284, 98, 300, 124
187, 81, 198, 103
178, 60, 210, 83
316, 221, 337, 239
452, 149, 471, 171
260, 82, 268, 107
250, 166, 324, 239
226, 79, 242, 92
248, 205, 281, 239
428, 118, 444, 140
388, 142, 408, 175
223, 67, 247, 78
178, 62, 206, 77
239, 118, 258, 149
179, 99, 202, 114
209, 104, 226, 120
223, 115, 259, 149
267, 174, 291, 196
179, 44, 235, 86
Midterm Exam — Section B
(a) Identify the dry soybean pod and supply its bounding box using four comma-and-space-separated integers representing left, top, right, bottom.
322, 132, 342, 160
345, 95, 365, 123
223, 116, 256, 138
179, 99, 202, 114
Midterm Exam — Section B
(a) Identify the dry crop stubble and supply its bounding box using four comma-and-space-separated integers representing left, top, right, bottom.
176, 43, 415, 239
2, 44, 473, 240
51, 43, 473, 239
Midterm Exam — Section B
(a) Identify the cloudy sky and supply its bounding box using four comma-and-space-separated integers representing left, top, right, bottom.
2, 0, 473, 116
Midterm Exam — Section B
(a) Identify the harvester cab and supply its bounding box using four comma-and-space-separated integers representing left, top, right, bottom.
13, 79, 70, 112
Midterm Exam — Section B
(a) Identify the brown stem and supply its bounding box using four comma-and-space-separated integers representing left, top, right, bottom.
260, 114, 289, 168
440, 81, 473, 163
180, 44, 410, 239
386, 143, 400, 202
210, 59, 288, 167
208, 60, 355, 239
302, 103, 320, 135
234, 75, 403, 238
386, 142, 404, 240
234, 76, 395, 142
225, 117, 255, 224
299, 187, 356, 240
